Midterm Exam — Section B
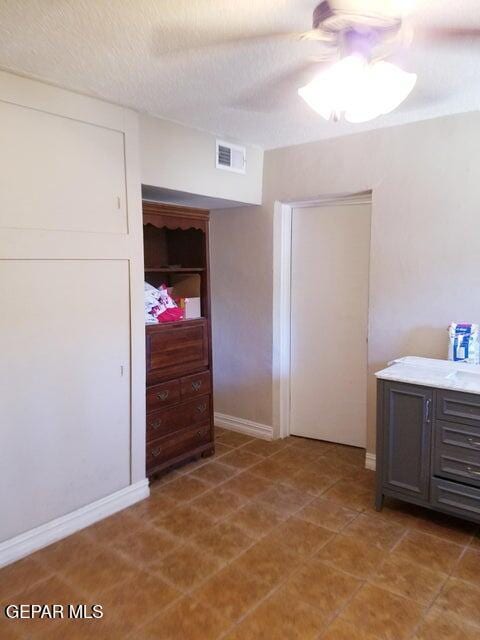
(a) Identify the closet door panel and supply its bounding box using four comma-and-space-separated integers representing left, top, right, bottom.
0, 259, 131, 541
0, 101, 127, 234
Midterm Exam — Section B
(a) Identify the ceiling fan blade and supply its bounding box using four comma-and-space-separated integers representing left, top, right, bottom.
417, 27, 480, 43
229, 60, 328, 113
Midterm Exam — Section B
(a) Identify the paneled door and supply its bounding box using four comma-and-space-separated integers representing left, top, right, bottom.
290, 202, 371, 447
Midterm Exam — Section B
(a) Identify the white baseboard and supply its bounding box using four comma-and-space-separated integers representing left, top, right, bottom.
365, 452, 376, 471
214, 412, 273, 441
0, 479, 149, 569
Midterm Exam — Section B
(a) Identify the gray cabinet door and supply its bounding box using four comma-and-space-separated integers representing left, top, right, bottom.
383, 382, 433, 500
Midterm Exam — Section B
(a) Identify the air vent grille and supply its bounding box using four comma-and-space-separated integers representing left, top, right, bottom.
216, 140, 246, 174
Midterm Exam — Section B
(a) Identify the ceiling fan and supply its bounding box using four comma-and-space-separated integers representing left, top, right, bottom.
288, 0, 480, 123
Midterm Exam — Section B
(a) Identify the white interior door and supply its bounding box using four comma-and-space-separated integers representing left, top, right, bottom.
290, 202, 371, 447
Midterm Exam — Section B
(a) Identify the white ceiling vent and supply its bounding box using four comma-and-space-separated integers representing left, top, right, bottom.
216, 140, 246, 174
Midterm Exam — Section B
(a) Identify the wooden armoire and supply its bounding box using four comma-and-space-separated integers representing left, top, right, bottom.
143, 202, 214, 477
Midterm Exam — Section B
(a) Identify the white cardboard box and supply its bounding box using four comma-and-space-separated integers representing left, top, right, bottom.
183, 297, 201, 319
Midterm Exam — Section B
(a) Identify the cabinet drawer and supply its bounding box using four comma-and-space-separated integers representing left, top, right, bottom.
181, 371, 211, 400
434, 446, 480, 489
436, 389, 480, 427
146, 379, 181, 411
431, 477, 480, 522
146, 395, 211, 442
147, 424, 211, 472
146, 320, 209, 384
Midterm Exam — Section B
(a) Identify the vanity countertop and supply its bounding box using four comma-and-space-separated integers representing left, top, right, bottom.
375, 356, 480, 395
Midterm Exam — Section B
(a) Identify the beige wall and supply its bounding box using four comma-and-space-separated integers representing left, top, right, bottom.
140, 113, 264, 205
211, 112, 480, 453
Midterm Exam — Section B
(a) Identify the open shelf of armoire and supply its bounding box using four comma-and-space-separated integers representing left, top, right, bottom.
143, 201, 214, 478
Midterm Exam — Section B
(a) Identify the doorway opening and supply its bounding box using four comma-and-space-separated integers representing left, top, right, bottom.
273, 191, 372, 452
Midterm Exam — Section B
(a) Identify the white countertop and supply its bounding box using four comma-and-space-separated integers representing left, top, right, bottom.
375, 356, 480, 395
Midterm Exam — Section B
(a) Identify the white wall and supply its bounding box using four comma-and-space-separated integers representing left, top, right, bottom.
0, 71, 147, 560
140, 113, 264, 206
211, 112, 480, 453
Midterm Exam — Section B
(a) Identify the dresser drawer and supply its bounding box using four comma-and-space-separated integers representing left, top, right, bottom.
147, 424, 212, 472
431, 477, 480, 522
146, 379, 181, 411
146, 395, 211, 442
146, 320, 208, 384
436, 389, 480, 427
433, 445, 480, 489
181, 371, 211, 400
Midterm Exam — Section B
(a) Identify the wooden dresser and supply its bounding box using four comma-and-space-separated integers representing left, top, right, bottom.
143, 202, 214, 477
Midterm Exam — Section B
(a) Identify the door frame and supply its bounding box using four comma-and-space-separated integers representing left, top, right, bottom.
272, 190, 373, 442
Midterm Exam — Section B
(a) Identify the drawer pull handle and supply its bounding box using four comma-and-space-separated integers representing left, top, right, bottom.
197, 403, 207, 413
425, 399, 431, 424
151, 419, 162, 430
192, 381, 202, 392
152, 447, 162, 458
157, 391, 169, 401
467, 437, 480, 449
467, 467, 480, 477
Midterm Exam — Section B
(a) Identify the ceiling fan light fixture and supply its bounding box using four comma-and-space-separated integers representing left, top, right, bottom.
298, 54, 417, 123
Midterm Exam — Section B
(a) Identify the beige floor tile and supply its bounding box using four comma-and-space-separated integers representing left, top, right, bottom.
190, 486, 247, 521
254, 484, 313, 516
281, 469, 340, 496
0, 555, 53, 600
435, 577, 480, 628
283, 560, 361, 615
289, 437, 335, 455
219, 447, 263, 470
221, 471, 275, 499
249, 458, 296, 482
342, 513, 406, 550
413, 605, 480, 640
141, 596, 231, 640
411, 510, 477, 545
193, 564, 270, 623
100, 570, 180, 632
190, 520, 255, 562
84, 510, 142, 544
224, 587, 328, 640
156, 543, 222, 591
452, 547, 480, 587
123, 492, 177, 522
157, 474, 212, 501
58, 548, 137, 598
331, 445, 366, 467
211, 442, 234, 458
241, 439, 290, 457
323, 479, 374, 512
232, 537, 300, 588
369, 553, 447, 605
341, 584, 426, 640
218, 431, 254, 448
153, 503, 214, 539
226, 502, 285, 538
393, 530, 464, 574
262, 517, 334, 556
321, 618, 382, 640
297, 497, 358, 532
113, 522, 178, 566
317, 534, 387, 579
189, 461, 239, 485
35, 618, 127, 640
0, 574, 83, 638
32, 530, 96, 572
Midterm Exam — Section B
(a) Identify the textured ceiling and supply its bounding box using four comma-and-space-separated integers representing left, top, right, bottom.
0, 1, 479, 149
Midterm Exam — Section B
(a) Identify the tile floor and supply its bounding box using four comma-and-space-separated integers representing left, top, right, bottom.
1, 428, 480, 639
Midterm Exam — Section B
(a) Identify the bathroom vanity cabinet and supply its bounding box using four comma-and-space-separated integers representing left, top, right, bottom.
376, 359, 480, 524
